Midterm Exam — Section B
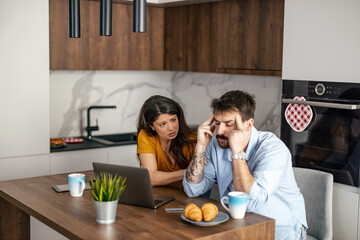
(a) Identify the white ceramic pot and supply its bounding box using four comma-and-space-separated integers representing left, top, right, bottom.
93, 199, 119, 224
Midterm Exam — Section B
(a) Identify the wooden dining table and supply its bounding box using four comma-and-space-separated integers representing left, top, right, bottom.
0, 170, 275, 239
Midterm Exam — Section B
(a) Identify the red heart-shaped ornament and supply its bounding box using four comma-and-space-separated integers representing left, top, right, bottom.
285, 96, 313, 132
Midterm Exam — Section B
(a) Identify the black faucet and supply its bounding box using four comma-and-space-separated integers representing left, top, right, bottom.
86, 105, 116, 140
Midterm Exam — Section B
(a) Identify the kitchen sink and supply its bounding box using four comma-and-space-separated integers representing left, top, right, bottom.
91, 132, 137, 145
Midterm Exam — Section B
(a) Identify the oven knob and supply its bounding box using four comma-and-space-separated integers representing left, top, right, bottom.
315, 83, 326, 96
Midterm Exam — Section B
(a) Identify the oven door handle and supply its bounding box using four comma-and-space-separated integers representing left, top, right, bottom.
282, 98, 360, 110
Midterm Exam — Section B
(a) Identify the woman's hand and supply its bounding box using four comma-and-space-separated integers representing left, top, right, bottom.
139, 153, 185, 186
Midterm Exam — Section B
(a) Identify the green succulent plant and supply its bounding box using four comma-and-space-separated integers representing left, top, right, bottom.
90, 172, 126, 202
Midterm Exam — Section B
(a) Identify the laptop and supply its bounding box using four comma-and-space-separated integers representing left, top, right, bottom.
92, 162, 175, 209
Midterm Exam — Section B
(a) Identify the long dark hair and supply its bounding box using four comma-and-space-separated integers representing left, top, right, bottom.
137, 95, 196, 169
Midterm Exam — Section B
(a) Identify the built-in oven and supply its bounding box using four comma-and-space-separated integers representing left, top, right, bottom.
281, 80, 360, 187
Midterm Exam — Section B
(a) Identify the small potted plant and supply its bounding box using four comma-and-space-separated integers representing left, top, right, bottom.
90, 171, 126, 224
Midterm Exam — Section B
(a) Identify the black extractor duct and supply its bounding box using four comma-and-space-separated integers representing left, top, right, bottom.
133, 0, 146, 33
69, 0, 80, 38
100, 0, 112, 36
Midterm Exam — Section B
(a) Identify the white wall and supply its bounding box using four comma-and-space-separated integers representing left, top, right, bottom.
0, 0, 49, 159
283, 0, 360, 83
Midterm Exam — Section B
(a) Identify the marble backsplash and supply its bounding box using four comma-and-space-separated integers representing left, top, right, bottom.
50, 71, 281, 138
172, 72, 282, 135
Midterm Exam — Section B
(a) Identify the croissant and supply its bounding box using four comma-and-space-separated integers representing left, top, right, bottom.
184, 203, 202, 222
201, 203, 218, 222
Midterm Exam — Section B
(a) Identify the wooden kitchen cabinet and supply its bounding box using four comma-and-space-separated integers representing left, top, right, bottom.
50, 0, 164, 70
164, 3, 218, 73
49, 0, 90, 70
216, 0, 284, 76
50, 0, 283, 76
88, 2, 164, 70
165, 0, 284, 76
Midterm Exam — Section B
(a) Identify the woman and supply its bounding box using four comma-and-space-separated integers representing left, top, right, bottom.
137, 95, 196, 189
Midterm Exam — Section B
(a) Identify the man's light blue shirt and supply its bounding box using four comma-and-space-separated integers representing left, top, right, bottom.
183, 127, 308, 240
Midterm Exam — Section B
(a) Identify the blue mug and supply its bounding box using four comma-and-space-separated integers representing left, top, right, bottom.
221, 191, 248, 219
68, 173, 85, 197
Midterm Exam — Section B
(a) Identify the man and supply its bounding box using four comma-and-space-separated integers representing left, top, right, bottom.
183, 90, 307, 240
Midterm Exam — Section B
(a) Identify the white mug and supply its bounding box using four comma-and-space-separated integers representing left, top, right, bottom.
221, 191, 248, 219
68, 173, 85, 197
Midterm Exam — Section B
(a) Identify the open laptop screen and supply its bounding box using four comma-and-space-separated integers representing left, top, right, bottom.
92, 162, 174, 208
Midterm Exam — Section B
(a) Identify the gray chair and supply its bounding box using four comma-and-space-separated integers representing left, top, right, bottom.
293, 167, 333, 240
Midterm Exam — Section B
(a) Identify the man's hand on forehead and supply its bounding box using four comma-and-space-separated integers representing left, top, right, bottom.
235, 114, 242, 131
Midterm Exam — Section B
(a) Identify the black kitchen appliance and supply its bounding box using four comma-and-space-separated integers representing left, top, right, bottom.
281, 80, 360, 187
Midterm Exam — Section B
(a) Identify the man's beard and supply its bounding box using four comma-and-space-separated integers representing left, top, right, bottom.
216, 134, 229, 149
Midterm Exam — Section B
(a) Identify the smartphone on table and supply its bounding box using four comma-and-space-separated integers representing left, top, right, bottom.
52, 183, 90, 193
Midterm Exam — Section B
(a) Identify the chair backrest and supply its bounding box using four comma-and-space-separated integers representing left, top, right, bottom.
293, 167, 333, 240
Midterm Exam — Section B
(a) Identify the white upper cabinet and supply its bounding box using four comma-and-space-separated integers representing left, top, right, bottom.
282, 0, 360, 83
0, 0, 49, 158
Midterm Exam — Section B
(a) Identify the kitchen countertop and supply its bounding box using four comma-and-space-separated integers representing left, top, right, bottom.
50, 126, 198, 153
50, 136, 137, 153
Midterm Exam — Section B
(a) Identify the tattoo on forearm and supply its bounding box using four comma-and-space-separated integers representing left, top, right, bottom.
186, 152, 206, 183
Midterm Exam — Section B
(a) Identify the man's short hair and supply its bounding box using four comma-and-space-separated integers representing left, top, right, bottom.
211, 90, 256, 121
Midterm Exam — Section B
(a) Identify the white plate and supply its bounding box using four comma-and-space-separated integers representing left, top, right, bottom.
181, 211, 229, 226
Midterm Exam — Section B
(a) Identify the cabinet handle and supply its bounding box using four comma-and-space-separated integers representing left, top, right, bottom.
282, 98, 360, 110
